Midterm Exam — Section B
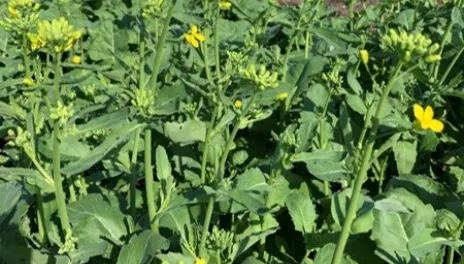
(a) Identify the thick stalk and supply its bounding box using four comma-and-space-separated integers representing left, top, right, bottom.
217, 93, 257, 182
319, 86, 334, 195
433, 19, 454, 79
36, 188, 48, 244
144, 130, 158, 232
304, 32, 311, 59
148, 4, 175, 96
198, 196, 215, 257
22, 33, 31, 78
348, 0, 356, 31
130, 128, 141, 220
331, 62, 403, 264
214, 9, 221, 80
52, 53, 73, 239
200, 108, 218, 184
446, 246, 454, 264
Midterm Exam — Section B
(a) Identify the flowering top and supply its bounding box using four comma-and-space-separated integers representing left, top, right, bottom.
381, 29, 440, 62
240, 64, 279, 91
142, 0, 165, 19
184, 25, 205, 48
219, 1, 232, 9
413, 104, 444, 133
0, 0, 39, 33
275, 92, 289, 101
35, 17, 81, 53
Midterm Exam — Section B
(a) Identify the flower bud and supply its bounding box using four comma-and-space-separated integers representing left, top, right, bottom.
71, 55, 81, 64
359, 49, 369, 65
425, 54, 441, 63
428, 43, 440, 54
276, 92, 289, 101
404, 51, 411, 62
234, 100, 242, 108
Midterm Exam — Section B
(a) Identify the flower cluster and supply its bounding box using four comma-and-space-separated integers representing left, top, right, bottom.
141, 0, 165, 19
28, 17, 81, 53
131, 88, 156, 116
240, 64, 279, 91
0, 0, 40, 34
381, 29, 440, 62
49, 101, 74, 126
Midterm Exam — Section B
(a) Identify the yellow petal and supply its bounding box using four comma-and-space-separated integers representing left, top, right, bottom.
194, 33, 205, 42
413, 104, 424, 121
191, 25, 198, 34
429, 119, 444, 133
424, 105, 434, 120
185, 34, 199, 48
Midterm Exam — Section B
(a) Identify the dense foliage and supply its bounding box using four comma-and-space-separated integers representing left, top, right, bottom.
1, 0, 464, 263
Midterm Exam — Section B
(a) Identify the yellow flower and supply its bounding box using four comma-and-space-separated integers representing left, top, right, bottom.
234, 100, 242, 108
23, 77, 34, 87
275, 92, 288, 101
195, 258, 207, 264
184, 25, 205, 48
413, 104, 444, 133
8, 6, 19, 17
71, 55, 81, 64
359, 49, 369, 65
27, 33, 46, 50
219, 1, 232, 9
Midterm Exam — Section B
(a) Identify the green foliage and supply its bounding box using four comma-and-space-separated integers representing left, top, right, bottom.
0, 0, 464, 263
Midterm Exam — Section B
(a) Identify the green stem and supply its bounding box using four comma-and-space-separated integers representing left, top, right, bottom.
259, 194, 271, 261
144, 130, 158, 232
439, 46, 464, 85
201, 30, 213, 85
22, 33, 31, 78
200, 108, 218, 184
149, 4, 175, 96
217, 93, 258, 182
199, 196, 215, 257
304, 32, 311, 59
446, 245, 455, 264
378, 152, 390, 194
139, 37, 146, 90
331, 62, 403, 264
130, 128, 141, 220
51, 52, 72, 240
214, 8, 221, 81
36, 188, 48, 244
433, 19, 454, 79
348, 0, 356, 31
319, 86, 334, 195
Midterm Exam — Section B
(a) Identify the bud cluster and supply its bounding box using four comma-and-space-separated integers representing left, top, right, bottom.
0, 0, 40, 34
30, 17, 81, 53
240, 64, 279, 91
49, 101, 74, 126
141, 0, 165, 19
381, 29, 441, 63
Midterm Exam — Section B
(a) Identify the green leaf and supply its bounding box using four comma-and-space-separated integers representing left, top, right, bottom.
407, 228, 463, 258
61, 122, 144, 175
0, 182, 31, 228
294, 150, 348, 182
0, 167, 54, 192
347, 69, 362, 95
392, 140, 417, 175
67, 194, 129, 245
285, 191, 316, 233
296, 111, 318, 152
393, 9, 415, 30
314, 244, 354, 264
158, 206, 191, 244
163, 120, 206, 144
156, 146, 171, 180
452, 7, 464, 27
74, 108, 131, 135
117, 230, 170, 264
346, 94, 367, 115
